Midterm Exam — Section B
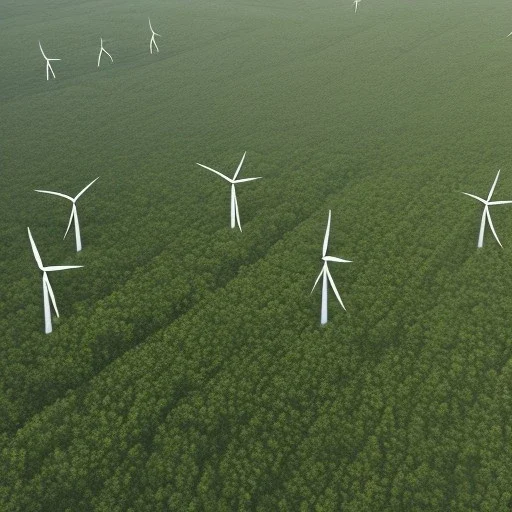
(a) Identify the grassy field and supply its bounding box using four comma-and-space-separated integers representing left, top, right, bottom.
3, 0, 512, 509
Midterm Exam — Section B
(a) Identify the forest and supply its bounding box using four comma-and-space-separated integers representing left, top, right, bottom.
2, 0, 512, 509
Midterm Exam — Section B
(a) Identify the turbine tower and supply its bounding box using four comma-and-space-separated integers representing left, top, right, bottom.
149, 18, 161, 54
35, 177, 99, 252
196, 152, 262, 231
39, 41, 61, 80
462, 169, 512, 248
311, 210, 352, 325
27, 227, 82, 334
97, 37, 114, 67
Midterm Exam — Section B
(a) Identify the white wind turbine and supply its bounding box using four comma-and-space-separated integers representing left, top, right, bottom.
35, 177, 99, 252
27, 227, 83, 334
97, 38, 114, 67
462, 169, 512, 248
39, 41, 61, 80
353, 0, 362, 13
311, 210, 352, 325
149, 18, 161, 54
196, 152, 262, 231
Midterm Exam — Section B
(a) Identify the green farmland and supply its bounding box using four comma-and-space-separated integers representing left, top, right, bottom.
3, 0, 512, 509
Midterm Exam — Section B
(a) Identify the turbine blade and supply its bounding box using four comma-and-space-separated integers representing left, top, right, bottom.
35, 189, 73, 201
44, 273, 59, 318
489, 200, 512, 205
487, 169, 501, 202
486, 208, 503, 247
322, 210, 332, 258
323, 256, 352, 263
461, 192, 487, 204
234, 187, 242, 231
233, 177, 262, 183
39, 41, 47, 59
149, 17, 153, 31
311, 267, 324, 294
74, 177, 99, 201
196, 163, 233, 182
326, 265, 346, 311
232, 151, 246, 181
43, 265, 83, 272
104, 49, 113, 62
27, 227, 44, 270
64, 205, 75, 239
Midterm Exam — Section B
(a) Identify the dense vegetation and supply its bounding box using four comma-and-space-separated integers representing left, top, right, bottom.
2, 0, 512, 509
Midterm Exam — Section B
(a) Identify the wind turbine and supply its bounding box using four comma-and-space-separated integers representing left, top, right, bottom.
196, 152, 262, 231
149, 18, 161, 54
311, 210, 352, 325
35, 177, 99, 252
38, 41, 61, 80
353, 0, 362, 13
507, 32, 512, 38
462, 169, 512, 248
97, 38, 114, 67
27, 227, 82, 334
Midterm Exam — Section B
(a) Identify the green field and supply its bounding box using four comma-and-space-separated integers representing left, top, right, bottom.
3, 0, 512, 509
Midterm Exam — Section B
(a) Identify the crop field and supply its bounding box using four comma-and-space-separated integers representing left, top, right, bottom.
3, 0, 512, 509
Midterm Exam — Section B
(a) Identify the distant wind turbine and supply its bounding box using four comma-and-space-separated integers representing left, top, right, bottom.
311, 210, 352, 325
39, 41, 60, 80
27, 227, 82, 334
353, 0, 362, 13
196, 152, 262, 231
149, 17, 161, 54
97, 38, 114, 67
507, 32, 512, 38
35, 177, 99, 252
462, 169, 512, 248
